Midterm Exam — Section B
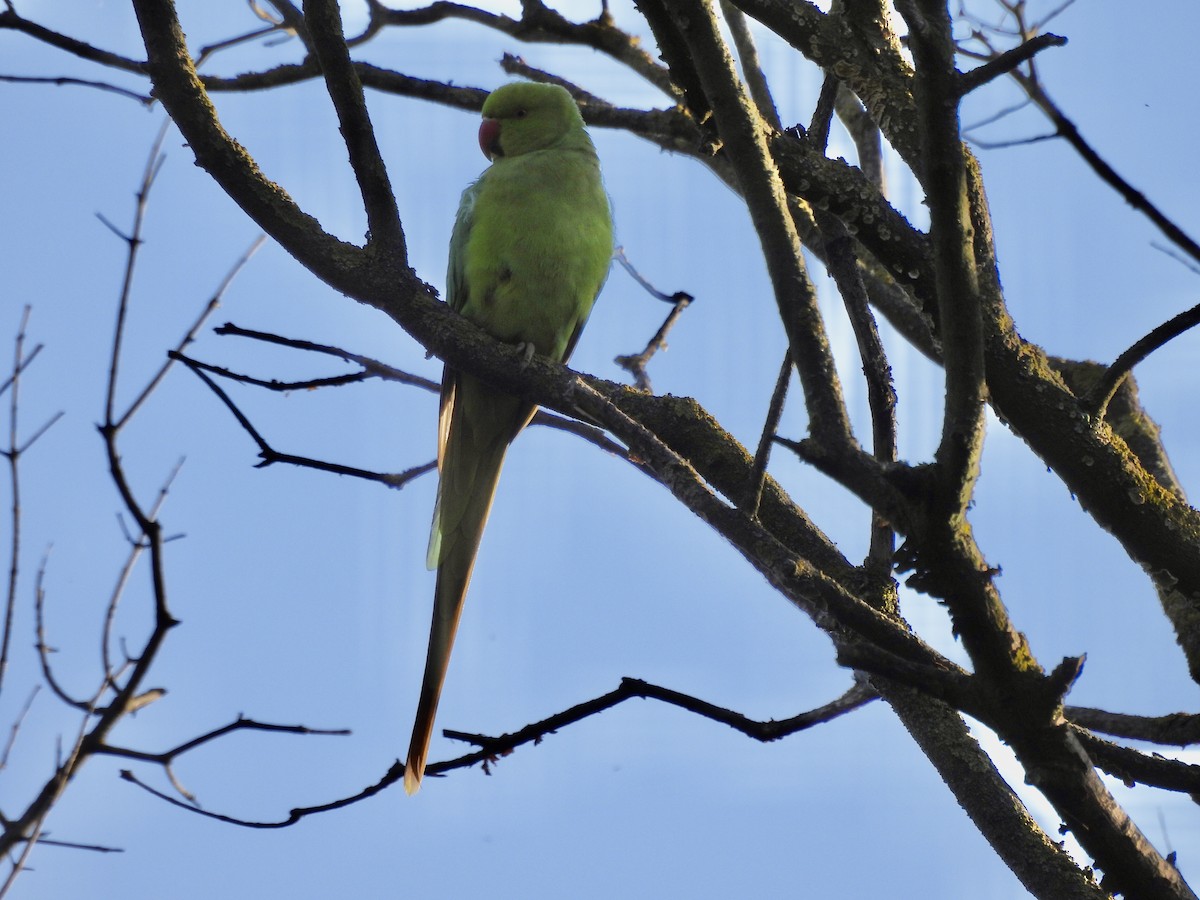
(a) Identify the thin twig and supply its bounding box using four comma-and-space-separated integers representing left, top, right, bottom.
612, 249, 693, 391
2, 307, 31, 692
104, 120, 171, 428
114, 235, 266, 430
613, 300, 692, 392
101, 715, 350, 764
1086, 299, 1200, 419
100, 459, 185, 683
171, 351, 437, 488
33, 553, 87, 710
0, 74, 152, 105
198, 331, 627, 457
745, 354, 791, 519
213, 322, 440, 391
957, 33, 1066, 95
1074, 728, 1200, 796
120, 679, 876, 826
0, 687, 39, 769
970, 51, 1200, 268
818, 211, 897, 573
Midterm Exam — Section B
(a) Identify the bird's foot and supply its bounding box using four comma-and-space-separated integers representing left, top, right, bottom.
515, 341, 536, 369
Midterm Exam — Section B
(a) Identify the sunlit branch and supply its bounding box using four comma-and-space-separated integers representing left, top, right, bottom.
645, 0, 853, 447
818, 214, 897, 573
1067, 706, 1200, 748
729, 0, 922, 167
804, 70, 898, 572
720, 0, 780, 129
899, 0, 986, 524
564, 380, 942, 668
1075, 728, 1200, 796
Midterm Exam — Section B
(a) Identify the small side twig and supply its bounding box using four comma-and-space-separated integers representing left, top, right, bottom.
203, 326, 628, 457
103, 715, 349, 804
170, 351, 437, 490
957, 33, 1066, 95
3, 306, 64, 694
1066, 706, 1200, 748
34, 553, 89, 711
0, 74, 152, 105
214, 322, 440, 391
1074, 728, 1200, 796
1085, 299, 1200, 419
0, 687, 39, 770
818, 211, 897, 574
613, 248, 693, 391
745, 354, 791, 519
103, 120, 171, 429
114, 235, 266, 430
100, 459, 185, 684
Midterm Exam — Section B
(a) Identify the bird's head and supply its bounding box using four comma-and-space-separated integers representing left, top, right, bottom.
478, 82, 587, 161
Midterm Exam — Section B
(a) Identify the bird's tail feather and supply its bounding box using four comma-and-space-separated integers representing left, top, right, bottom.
405, 377, 533, 795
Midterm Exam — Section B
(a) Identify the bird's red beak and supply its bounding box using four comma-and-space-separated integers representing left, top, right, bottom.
479, 118, 502, 161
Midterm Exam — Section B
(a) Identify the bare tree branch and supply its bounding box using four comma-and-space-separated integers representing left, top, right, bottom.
958, 32, 1066, 95
1087, 299, 1200, 420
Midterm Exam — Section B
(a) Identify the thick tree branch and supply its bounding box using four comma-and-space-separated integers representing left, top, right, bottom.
899, 0, 985, 524
130, 0, 398, 299
302, 0, 405, 258
881, 682, 1110, 900
643, 0, 854, 448
730, 0, 921, 166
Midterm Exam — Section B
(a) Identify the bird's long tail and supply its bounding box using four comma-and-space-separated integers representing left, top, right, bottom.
404, 375, 532, 795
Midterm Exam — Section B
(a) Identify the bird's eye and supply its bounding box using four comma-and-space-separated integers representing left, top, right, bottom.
514, 108, 528, 119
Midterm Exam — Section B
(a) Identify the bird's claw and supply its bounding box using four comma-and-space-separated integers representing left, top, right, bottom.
515, 341, 536, 369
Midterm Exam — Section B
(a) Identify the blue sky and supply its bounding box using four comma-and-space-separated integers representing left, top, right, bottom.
2, 2, 1199, 897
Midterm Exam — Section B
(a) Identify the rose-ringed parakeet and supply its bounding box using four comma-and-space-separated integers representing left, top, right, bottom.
404, 82, 613, 794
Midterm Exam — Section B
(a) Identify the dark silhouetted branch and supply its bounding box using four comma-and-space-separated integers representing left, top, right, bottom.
1086, 299, 1200, 420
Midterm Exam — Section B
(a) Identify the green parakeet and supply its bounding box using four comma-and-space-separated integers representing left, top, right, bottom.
404, 82, 614, 795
